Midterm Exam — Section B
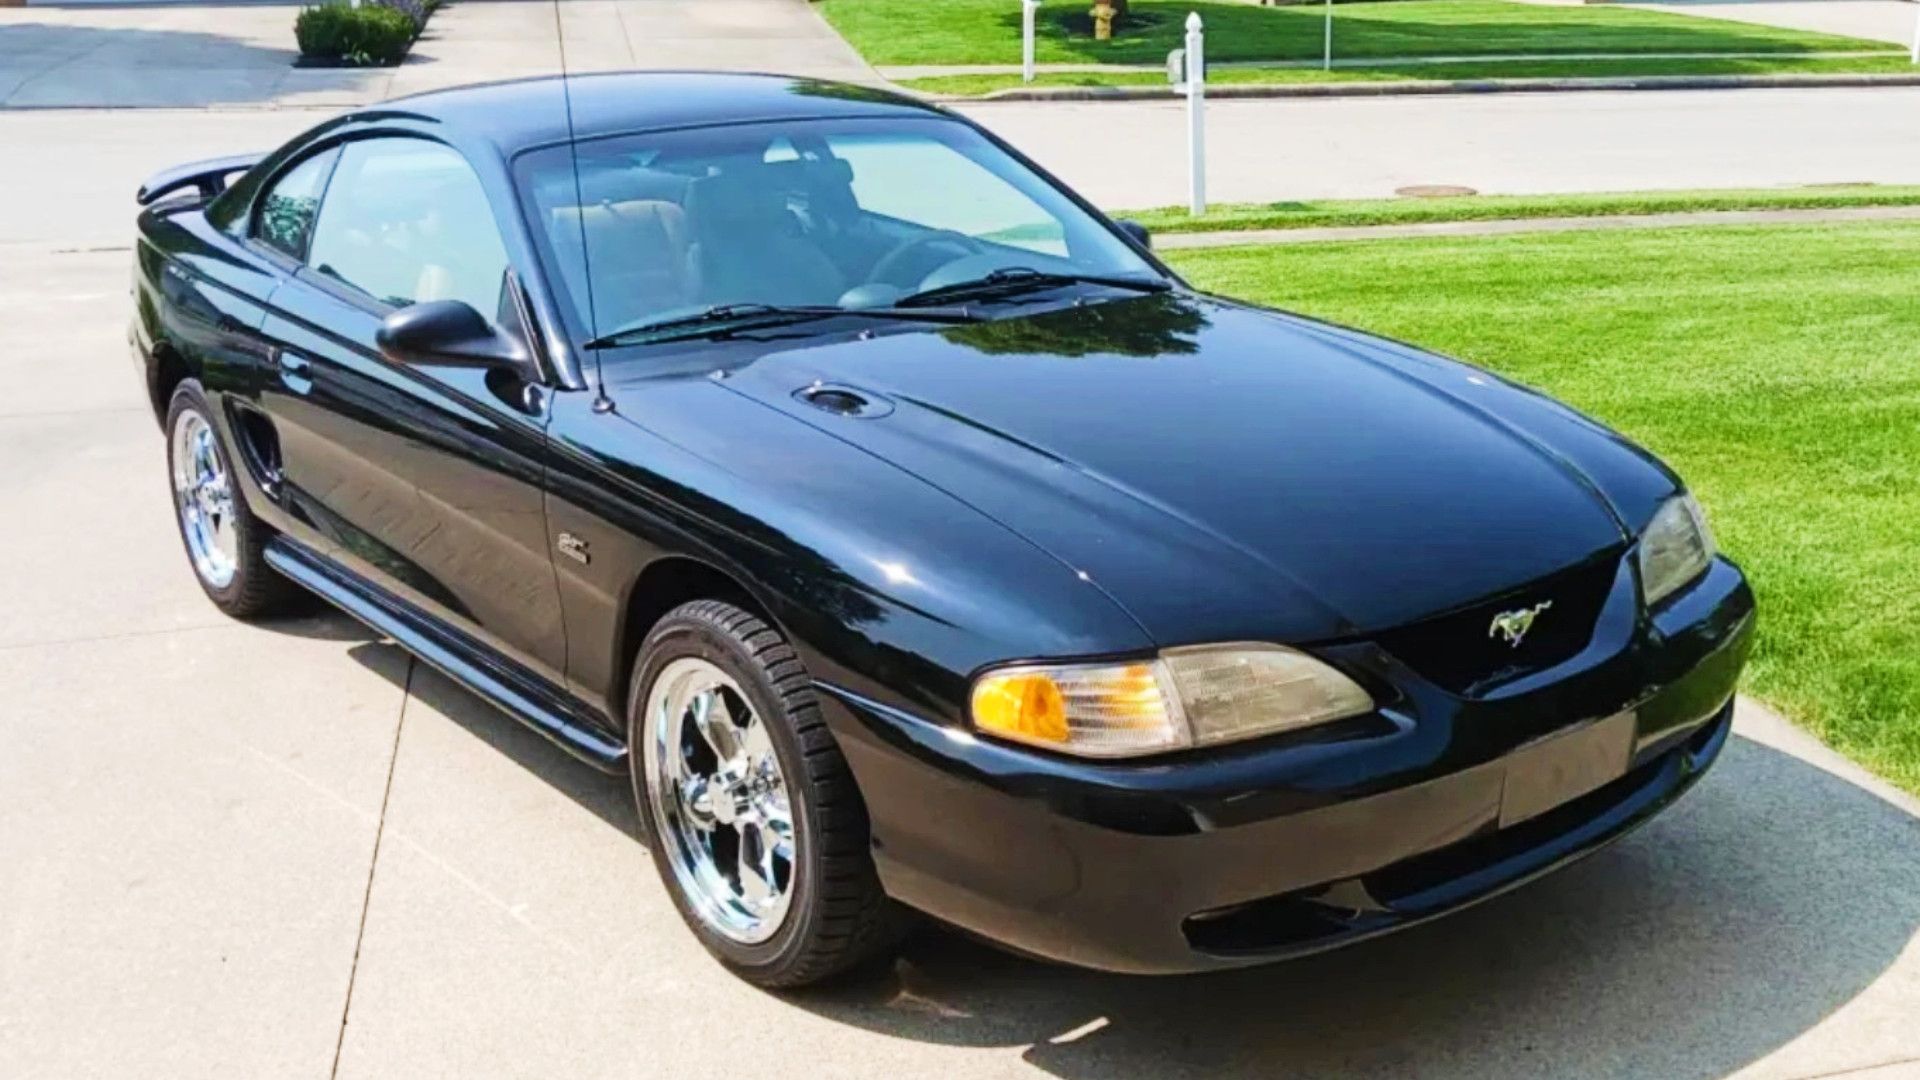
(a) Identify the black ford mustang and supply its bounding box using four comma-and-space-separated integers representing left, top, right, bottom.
132, 72, 1754, 988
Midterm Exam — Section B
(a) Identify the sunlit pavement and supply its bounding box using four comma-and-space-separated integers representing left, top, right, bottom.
3, 100, 1920, 1080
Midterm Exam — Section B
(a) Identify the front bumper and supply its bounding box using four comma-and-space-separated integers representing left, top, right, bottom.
818, 556, 1755, 974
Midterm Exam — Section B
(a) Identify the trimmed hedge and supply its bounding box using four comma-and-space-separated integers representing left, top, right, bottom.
296, 2, 420, 67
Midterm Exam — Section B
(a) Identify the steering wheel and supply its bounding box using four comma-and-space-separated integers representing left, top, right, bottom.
869, 230, 981, 289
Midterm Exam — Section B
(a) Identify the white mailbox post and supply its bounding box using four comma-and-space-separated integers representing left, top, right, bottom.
1022, 0, 1041, 83
1169, 13, 1207, 215
1324, 0, 1334, 70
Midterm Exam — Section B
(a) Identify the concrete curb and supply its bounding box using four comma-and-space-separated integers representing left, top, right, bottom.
945, 71, 1920, 103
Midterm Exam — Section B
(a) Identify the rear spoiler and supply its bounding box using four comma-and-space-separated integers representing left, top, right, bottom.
135, 153, 264, 206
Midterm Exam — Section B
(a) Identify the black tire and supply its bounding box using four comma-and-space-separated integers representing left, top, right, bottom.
628, 599, 909, 988
164, 380, 300, 619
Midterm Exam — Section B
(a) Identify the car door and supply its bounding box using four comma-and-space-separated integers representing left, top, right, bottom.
254, 136, 569, 687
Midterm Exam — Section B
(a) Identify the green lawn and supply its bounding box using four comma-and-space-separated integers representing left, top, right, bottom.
1119, 184, 1920, 234
820, 0, 1887, 67
900, 54, 1913, 97
1160, 221, 1920, 793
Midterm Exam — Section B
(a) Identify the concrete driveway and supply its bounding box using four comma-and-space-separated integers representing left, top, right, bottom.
4, 102, 1920, 1080
4, 245, 1919, 1080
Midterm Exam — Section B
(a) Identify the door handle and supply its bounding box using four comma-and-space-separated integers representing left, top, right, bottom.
277, 349, 314, 395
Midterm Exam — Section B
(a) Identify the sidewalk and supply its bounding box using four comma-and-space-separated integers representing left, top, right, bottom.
1623, 0, 1919, 47
0, 0, 877, 109
389, 0, 877, 100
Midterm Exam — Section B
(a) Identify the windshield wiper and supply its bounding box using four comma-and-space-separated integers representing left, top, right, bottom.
897, 267, 1171, 308
585, 302, 979, 348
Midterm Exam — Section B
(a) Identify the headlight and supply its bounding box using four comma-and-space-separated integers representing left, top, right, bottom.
1638, 493, 1716, 608
969, 644, 1373, 759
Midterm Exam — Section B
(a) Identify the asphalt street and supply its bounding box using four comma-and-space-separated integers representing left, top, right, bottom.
13, 85, 1920, 253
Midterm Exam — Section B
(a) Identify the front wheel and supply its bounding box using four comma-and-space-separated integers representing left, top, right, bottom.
629, 600, 907, 988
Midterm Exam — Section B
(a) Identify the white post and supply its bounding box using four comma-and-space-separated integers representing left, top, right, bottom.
1023, 0, 1041, 83
1323, 0, 1333, 70
1186, 12, 1206, 216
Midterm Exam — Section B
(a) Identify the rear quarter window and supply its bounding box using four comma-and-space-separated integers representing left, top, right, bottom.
252, 147, 339, 261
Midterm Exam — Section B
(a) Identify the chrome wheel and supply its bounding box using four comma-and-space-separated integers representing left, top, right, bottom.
170, 409, 238, 590
643, 657, 796, 945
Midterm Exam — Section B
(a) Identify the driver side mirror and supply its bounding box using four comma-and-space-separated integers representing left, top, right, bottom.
376, 300, 532, 374
1115, 219, 1152, 250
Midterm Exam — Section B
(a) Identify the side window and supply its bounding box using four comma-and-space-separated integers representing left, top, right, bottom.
253, 147, 338, 261
305, 138, 511, 317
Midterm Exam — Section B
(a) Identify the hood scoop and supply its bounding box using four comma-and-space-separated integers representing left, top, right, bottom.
795, 382, 893, 419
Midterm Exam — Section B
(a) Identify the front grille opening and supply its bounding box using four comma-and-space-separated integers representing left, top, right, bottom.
1183, 894, 1371, 955
1373, 551, 1623, 695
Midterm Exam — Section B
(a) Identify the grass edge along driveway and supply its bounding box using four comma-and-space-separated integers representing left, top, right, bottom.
819, 0, 1891, 68
1161, 219, 1920, 796
1120, 184, 1920, 235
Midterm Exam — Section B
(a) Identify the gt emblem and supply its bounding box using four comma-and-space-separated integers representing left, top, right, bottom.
556, 532, 590, 565
1488, 601, 1552, 648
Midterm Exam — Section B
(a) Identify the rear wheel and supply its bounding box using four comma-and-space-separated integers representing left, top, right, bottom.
165, 381, 298, 618
629, 600, 907, 988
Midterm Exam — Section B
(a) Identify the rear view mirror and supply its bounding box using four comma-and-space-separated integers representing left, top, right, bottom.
376, 300, 531, 372
1115, 219, 1152, 249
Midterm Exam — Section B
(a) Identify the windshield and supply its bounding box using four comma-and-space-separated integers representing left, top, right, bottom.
513, 116, 1163, 344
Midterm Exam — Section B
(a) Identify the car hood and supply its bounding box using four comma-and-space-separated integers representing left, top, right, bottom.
716, 292, 1664, 646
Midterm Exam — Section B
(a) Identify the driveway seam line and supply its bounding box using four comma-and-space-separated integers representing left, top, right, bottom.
328, 655, 414, 1080
0, 405, 150, 423
0, 620, 237, 653
1791, 1054, 1920, 1080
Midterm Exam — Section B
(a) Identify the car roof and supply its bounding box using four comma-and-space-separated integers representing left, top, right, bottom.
377, 71, 952, 153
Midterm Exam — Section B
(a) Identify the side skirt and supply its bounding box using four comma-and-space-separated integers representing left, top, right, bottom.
264, 537, 629, 773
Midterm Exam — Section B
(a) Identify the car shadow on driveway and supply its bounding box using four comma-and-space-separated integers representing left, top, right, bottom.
342, 635, 641, 839
793, 733, 1920, 1079
0, 17, 387, 109
332, 626, 1919, 1078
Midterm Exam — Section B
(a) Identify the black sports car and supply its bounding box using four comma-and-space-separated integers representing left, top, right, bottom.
132, 72, 1754, 988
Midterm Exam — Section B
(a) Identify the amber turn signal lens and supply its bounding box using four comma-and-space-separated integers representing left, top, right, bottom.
969, 646, 1373, 759
971, 672, 1070, 743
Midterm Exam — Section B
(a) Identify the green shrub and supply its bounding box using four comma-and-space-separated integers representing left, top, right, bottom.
295, 3, 417, 67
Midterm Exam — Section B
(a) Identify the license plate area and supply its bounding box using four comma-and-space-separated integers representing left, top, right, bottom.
1499, 710, 1635, 828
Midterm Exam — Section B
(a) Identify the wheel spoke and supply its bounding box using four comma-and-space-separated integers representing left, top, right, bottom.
690, 690, 741, 763
737, 819, 780, 908
210, 501, 237, 559
742, 716, 775, 773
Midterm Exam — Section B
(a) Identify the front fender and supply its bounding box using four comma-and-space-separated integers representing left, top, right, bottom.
541, 371, 1153, 727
